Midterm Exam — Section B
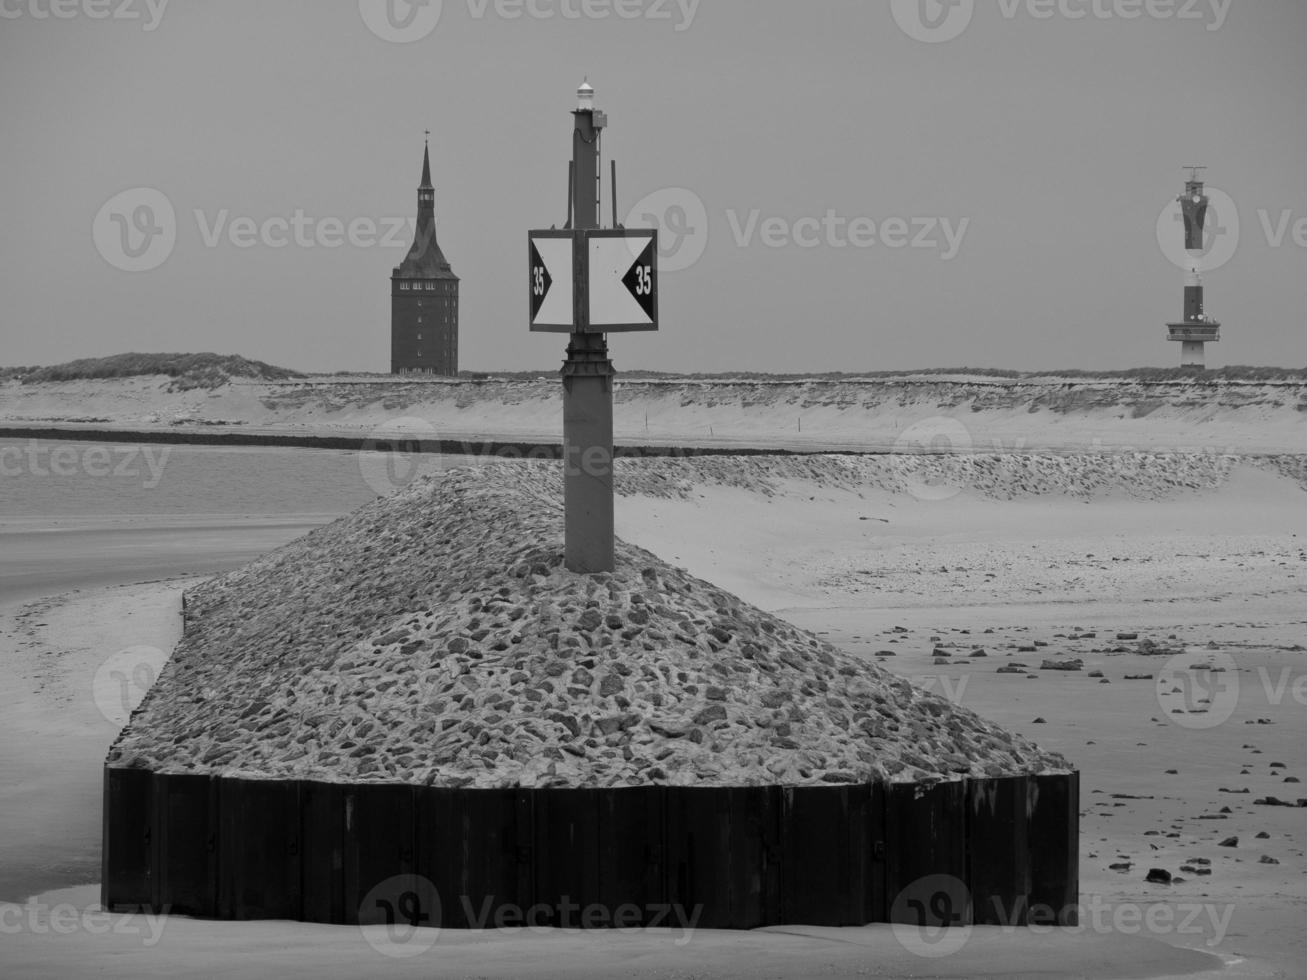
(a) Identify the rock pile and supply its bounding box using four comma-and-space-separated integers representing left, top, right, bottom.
108, 463, 1071, 789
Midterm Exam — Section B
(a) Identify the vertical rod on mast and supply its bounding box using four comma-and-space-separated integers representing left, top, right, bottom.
611, 160, 619, 228
565, 161, 574, 229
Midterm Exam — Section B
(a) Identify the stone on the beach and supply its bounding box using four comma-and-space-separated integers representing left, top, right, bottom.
105, 463, 1072, 789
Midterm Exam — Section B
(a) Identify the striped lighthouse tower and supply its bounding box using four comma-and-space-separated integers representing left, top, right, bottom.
1165, 167, 1221, 368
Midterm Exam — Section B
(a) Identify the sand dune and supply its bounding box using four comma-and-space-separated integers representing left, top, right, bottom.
3, 373, 1305, 453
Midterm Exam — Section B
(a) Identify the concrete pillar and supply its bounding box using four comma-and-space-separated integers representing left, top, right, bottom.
1180, 340, 1206, 368
562, 81, 615, 573
562, 334, 614, 571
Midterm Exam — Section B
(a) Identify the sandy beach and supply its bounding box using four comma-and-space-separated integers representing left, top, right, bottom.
1, 445, 1304, 977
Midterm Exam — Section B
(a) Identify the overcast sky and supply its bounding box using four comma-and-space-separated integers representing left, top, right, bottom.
1, 0, 1303, 373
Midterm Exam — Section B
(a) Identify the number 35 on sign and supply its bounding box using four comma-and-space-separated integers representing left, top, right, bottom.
528, 228, 658, 333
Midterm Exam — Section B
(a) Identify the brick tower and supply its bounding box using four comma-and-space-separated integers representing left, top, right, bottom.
391, 138, 459, 375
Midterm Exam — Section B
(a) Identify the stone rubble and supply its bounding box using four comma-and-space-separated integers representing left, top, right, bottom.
107, 463, 1072, 789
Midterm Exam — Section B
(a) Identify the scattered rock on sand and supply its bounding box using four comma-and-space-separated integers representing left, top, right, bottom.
1145, 868, 1172, 884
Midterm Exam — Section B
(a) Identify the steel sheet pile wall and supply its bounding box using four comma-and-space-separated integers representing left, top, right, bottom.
103, 769, 1077, 929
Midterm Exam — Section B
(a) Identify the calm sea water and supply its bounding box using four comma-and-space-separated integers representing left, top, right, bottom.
0, 438, 467, 605
0, 438, 388, 518
0, 438, 452, 900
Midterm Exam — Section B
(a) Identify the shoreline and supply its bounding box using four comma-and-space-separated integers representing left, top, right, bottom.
5, 423, 1307, 458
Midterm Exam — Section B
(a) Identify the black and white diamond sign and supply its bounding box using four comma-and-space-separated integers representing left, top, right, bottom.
528, 228, 657, 332
528, 230, 574, 329
588, 229, 657, 331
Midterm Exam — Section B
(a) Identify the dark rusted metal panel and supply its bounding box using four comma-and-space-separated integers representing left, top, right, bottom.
665, 788, 738, 929
102, 766, 154, 912
967, 776, 1031, 926
533, 787, 603, 925
344, 784, 417, 926
418, 787, 521, 928
103, 772, 1078, 930
885, 780, 971, 928
153, 772, 217, 917
724, 786, 774, 929
596, 786, 665, 926
1028, 773, 1079, 927
780, 785, 849, 926
217, 778, 302, 920
299, 780, 343, 924
754, 786, 784, 926
844, 782, 886, 925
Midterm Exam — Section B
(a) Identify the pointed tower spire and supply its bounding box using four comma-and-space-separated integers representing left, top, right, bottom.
420, 131, 433, 190
393, 135, 455, 279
